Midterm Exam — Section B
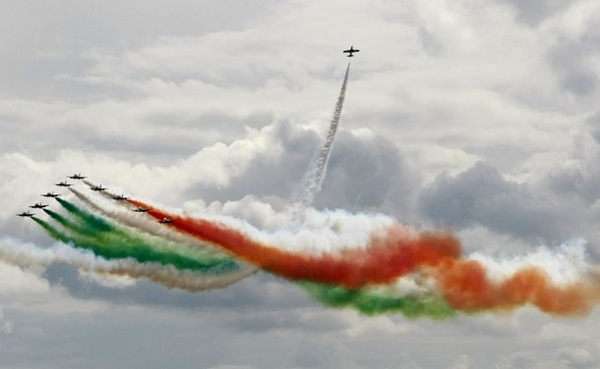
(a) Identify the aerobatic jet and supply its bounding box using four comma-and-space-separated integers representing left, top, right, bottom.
29, 203, 48, 209
133, 207, 149, 213
343, 46, 360, 57
41, 192, 61, 198
68, 173, 86, 180
90, 185, 107, 192
16, 211, 35, 218
112, 194, 128, 201
55, 181, 72, 187
159, 217, 173, 224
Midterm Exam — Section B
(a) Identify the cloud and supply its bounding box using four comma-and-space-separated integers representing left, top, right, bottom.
0, 262, 50, 296
493, 0, 573, 26
419, 162, 578, 242
4, 0, 600, 368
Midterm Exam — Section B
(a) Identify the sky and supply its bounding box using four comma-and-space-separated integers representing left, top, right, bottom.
2, 0, 600, 368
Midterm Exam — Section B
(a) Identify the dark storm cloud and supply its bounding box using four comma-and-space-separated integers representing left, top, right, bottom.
542, 113, 600, 204
419, 161, 578, 242
315, 131, 420, 217
548, 43, 598, 97
182, 121, 321, 205
181, 121, 420, 220
545, 17, 600, 97
493, 0, 573, 26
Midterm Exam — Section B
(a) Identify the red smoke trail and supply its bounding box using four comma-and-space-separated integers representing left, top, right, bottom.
128, 199, 460, 289
435, 258, 600, 315
128, 199, 600, 315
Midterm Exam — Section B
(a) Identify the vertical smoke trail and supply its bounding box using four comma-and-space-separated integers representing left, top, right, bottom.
296, 62, 351, 208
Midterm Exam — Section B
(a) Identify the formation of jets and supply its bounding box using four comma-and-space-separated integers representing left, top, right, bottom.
17, 173, 174, 225
343, 45, 360, 57
15, 43, 362, 223
18, 43, 362, 223
19, 46, 360, 220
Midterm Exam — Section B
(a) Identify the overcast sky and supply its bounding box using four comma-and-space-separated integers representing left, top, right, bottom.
3, 0, 600, 368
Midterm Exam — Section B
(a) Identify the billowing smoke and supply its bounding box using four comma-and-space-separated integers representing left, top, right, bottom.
124, 197, 600, 318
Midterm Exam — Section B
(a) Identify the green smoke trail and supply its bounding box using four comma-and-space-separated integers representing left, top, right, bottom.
56, 197, 113, 233
40, 199, 242, 274
300, 282, 456, 319
44, 209, 91, 236
34, 216, 123, 261
32, 216, 255, 291
33, 217, 74, 244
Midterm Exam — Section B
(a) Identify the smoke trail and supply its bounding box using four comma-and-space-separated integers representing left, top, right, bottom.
33, 217, 75, 245
68, 187, 257, 277
41, 198, 246, 275
435, 250, 600, 315
296, 62, 351, 207
44, 209, 97, 238
69, 186, 228, 255
127, 198, 600, 316
128, 198, 461, 288
0, 238, 255, 292
300, 282, 455, 319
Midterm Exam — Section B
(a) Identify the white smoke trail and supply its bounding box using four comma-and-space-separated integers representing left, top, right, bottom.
70, 187, 220, 252
0, 238, 255, 292
295, 62, 351, 208
68, 186, 258, 273
467, 239, 592, 286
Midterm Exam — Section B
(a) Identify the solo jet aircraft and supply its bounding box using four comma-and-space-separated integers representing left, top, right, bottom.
133, 207, 149, 213
91, 185, 107, 192
69, 173, 86, 180
343, 46, 360, 57
17, 211, 35, 218
29, 203, 48, 209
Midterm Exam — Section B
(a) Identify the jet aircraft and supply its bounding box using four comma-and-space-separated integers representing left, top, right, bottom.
159, 218, 173, 224
91, 185, 107, 192
343, 46, 360, 57
17, 211, 35, 218
55, 181, 72, 187
41, 192, 61, 198
133, 207, 149, 213
112, 194, 128, 201
69, 173, 86, 180
29, 203, 48, 209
